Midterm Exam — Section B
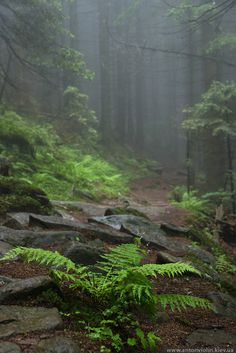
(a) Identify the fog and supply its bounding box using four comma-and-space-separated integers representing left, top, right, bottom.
1, 0, 236, 190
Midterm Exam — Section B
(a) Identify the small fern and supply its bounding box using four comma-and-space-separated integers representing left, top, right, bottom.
1, 243, 212, 352
1, 247, 86, 275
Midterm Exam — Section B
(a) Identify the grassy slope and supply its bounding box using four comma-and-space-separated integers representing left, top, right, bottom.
0, 111, 155, 200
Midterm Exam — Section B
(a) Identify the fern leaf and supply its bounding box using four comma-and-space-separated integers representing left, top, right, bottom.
98, 243, 143, 272
157, 294, 212, 311
1, 247, 83, 273
136, 262, 201, 278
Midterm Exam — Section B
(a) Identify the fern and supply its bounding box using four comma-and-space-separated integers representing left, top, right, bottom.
1, 243, 212, 352
98, 243, 143, 272
1, 246, 85, 275
135, 262, 201, 278
158, 294, 213, 312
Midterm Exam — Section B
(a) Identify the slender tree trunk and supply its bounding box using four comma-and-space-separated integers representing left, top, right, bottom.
99, 0, 112, 145
226, 134, 236, 213
0, 52, 12, 104
186, 12, 195, 193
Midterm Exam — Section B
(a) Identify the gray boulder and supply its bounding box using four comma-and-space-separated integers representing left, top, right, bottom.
0, 305, 62, 338
0, 240, 13, 257
186, 329, 236, 346
89, 215, 190, 253
208, 291, 236, 317
0, 276, 53, 303
0, 342, 22, 353
37, 336, 81, 353
64, 241, 104, 265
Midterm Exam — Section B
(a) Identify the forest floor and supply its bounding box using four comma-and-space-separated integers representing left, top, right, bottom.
1, 173, 236, 353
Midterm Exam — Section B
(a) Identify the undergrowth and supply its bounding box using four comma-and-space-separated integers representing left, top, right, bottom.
1, 243, 212, 352
0, 110, 152, 200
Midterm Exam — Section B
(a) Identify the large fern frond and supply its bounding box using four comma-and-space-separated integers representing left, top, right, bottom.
98, 243, 143, 272
157, 294, 213, 312
1, 246, 86, 274
135, 262, 201, 278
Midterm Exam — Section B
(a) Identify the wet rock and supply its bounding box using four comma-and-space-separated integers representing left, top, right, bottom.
187, 246, 215, 265
29, 214, 82, 230
0, 276, 14, 285
0, 276, 53, 303
208, 291, 236, 317
0, 225, 132, 248
3, 212, 31, 229
64, 241, 104, 265
104, 207, 150, 220
28, 215, 133, 244
160, 223, 189, 235
52, 201, 106, 217
0, 226, 84, 248
0, 342, 22, 353
89, 215, 189, 253
37, 336, 81, 353
0, 240, 13, 257
186, 329, 236, 346
0, 305, 62, 338
157, 251, 182, 264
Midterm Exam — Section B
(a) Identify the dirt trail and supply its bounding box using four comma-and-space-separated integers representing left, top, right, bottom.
99, 175, 189, 226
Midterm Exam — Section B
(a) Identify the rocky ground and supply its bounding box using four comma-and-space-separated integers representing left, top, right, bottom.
0, 175, 236, 353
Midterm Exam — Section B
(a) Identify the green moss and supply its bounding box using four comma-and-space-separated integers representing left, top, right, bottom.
0, 176, 52, 215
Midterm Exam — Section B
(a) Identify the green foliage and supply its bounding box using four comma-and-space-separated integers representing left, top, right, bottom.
214, 252, 236, 275
0, 110, 130, 200
168, 1, 214, 23
183, 81, 236, 137
206, 33, 236, 54
63, 86, 98, 136
0, 176, 52, 215
1, 0, 92, 78
1, 243, 212, 352
170, 186, 209, 214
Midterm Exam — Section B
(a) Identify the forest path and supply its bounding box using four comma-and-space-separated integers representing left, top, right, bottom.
56, 173, 190, 226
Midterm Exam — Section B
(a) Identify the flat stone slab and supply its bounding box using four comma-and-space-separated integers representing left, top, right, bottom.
186, 329, 236, 346
52, 201, 107, 217
0, 226, 85, 248
37, 336, 81, 353
89, 215, 189, 253
0, 342, 22, 353
0, 276, 53, 303
0, 241, 13, 257
160, 223, 189, 235
208, 291, 236, 317
0, 305, 62, 338
28, 214, 133, 244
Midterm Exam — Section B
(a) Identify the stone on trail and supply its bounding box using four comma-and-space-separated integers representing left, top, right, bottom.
3, 212, 32, 229
0, 342, 22, 353
0, 276, 54, 303
63, 241, 104, 265
208, 291, 236, 318
160, 223, 189, 235
37, 336, 81, 353
0, 226, 85, 248
156, 251, 182, 264
0, 305, 62, 338
0, 240, 13, 257
89, 215, 190, 253
186, 329, 236, 346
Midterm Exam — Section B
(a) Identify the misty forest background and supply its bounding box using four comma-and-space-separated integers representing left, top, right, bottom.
1, 0, 236, 203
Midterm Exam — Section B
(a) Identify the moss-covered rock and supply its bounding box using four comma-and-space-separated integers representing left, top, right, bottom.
0, 176, 53, 215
